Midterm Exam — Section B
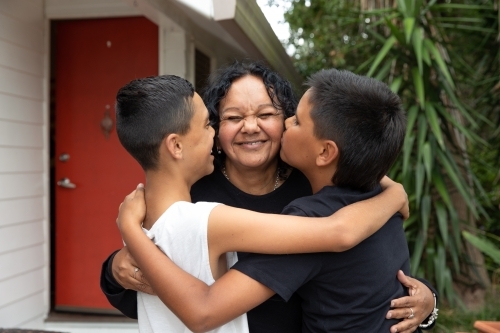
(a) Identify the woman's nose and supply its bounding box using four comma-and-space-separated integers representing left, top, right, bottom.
241, 116, 260, 133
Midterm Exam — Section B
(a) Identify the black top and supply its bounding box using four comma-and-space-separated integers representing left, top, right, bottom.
100, 168, 313, 333
233, 185, 415, 333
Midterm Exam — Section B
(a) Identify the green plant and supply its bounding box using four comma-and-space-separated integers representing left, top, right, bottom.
281, 0, 500, 303
463, 231, 500, 269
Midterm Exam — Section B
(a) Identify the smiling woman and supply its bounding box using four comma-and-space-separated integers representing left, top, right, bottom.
199, 61, 301, 197
217, 75, 286, 194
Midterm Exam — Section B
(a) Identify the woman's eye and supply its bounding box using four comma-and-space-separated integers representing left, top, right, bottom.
258, 113, 276, 120
227, 116, 243, 122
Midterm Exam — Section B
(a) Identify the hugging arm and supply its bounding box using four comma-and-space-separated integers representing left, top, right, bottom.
116, 179, 407, 331
209, 177, 409, 256
100, 250, 139, 319
100, 244, 156, 319
104, 176, 408, 319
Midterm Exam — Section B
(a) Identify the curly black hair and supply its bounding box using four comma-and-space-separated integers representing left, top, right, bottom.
201, 60, 298, 172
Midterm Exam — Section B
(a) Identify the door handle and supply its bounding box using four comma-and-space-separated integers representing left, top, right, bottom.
57, 177, 76, 189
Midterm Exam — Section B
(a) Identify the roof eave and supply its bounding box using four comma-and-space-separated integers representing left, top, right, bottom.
213, 0, 303, 89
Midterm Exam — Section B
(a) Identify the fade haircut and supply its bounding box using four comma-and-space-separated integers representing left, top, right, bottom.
202, 60, 298, 167
115, 75, 195, 171
306, 69, 406, 191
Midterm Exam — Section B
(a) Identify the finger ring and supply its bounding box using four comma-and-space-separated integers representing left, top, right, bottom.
408, 307, 414, 319
134, 267, 139, 279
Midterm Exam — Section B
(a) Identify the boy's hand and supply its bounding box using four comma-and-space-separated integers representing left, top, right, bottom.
116, 184, 147, 232
387, 270, 435, 333
112, 246, 155, 295
380, 176, 409, 220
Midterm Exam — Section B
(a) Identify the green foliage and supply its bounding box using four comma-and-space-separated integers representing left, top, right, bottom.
280, 0, 500, 303
463, 231, 500, 267
466, 18, 500, 270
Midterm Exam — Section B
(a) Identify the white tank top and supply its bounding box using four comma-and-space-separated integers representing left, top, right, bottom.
137, 201, 249, 333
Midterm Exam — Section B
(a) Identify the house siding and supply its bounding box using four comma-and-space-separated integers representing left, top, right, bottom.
0, 0, 48, 329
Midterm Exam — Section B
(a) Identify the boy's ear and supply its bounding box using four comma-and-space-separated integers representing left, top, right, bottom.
164, 133, 183, 159
316, 140, 339, 167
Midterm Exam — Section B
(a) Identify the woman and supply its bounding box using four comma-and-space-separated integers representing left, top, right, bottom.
101, 61, 437, 333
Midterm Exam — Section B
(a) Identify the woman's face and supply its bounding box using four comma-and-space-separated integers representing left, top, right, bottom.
218, 75, 285, 170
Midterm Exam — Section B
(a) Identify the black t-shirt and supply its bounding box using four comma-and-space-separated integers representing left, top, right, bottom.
100, 168, 312, 333
233, 185, 412, 333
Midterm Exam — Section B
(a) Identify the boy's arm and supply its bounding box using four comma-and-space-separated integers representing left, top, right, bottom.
210, 177, 408, 256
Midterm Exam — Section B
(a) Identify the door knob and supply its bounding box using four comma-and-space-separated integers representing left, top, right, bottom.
59, 153, 70, 162
57, 177, 76, 189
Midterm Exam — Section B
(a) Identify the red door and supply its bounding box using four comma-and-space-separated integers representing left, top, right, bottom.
54, 17, 158, 312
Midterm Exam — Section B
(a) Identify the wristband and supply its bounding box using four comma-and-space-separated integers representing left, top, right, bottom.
419, 293, 438, 328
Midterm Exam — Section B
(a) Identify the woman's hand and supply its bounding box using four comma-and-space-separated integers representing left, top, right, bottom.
112, 246, 155, 295
380, 176, 409, 220
387, 270, 435, 333
116, 183, 147, 232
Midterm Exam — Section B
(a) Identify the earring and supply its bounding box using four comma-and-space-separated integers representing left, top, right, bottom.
217, 147, 222, 154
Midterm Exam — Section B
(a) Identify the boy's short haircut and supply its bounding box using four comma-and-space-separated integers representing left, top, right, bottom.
306, 69, 406, 191
115, 75, 195, 171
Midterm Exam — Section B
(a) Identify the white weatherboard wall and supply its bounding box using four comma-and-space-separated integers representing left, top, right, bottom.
0, 0, 49, 329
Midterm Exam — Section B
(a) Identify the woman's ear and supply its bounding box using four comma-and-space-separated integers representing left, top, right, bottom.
215, 137, 222, 154
316, 140, 339, 167
164, 133, 183, 159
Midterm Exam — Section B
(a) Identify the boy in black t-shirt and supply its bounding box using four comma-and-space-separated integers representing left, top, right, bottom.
229, 69, 411, 332
117, 69, 435, 332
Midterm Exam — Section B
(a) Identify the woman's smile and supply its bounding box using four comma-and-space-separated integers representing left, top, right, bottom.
236, 140, 268, 149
